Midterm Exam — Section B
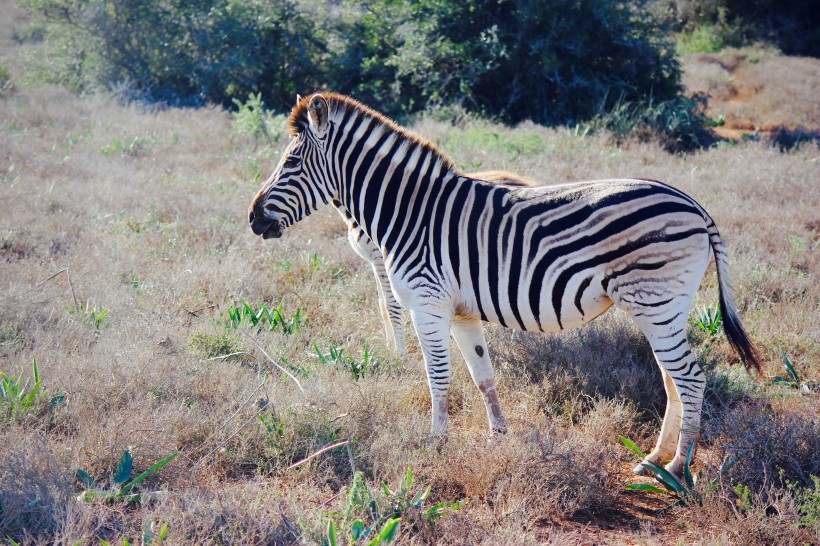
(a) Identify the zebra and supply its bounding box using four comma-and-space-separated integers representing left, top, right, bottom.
248, 93, 761, 478
336, 171, 532, 356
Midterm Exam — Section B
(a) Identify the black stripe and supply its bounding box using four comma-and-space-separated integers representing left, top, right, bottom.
653, 312, 681, 326
574, 276, 593, 316
467, 185, 491, 321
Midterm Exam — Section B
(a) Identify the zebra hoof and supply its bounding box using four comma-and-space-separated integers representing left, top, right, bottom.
490, 424, 508, 435
632, 461, 653, 476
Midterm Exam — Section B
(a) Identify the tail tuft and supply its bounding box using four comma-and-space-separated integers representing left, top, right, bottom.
718, 295, 762, 375
709, 221, 763, 376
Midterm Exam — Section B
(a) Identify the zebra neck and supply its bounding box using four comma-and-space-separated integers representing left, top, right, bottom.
334, 143, 456, 258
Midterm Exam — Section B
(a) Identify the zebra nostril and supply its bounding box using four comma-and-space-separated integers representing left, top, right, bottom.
249, 209, 256, 224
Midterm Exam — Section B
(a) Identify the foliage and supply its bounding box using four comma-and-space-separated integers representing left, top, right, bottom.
232, 92, 288, 141
789, 475, 820, 532
226, 300, 305, 334
325, 468, 462, 545
21, 0, 321, 106
692, 304, 723, 336
771, 350, 817, 392
665, 0, 820, 56
68, 301, 110, 330
25, 0, 687, 129
333, 0, 683, 126
620, 435, 741, 511
315, 341, 380, 381
591, 93, 713, 152
0, 357, 63, 421
75, 448, 179, 504
188, 330, 243, 359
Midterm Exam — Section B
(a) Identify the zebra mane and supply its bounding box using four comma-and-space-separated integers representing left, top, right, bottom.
289, 92, 456, 173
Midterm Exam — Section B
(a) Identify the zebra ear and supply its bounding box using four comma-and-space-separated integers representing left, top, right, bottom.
296, 94, 302, 105
308, 94, 329, 135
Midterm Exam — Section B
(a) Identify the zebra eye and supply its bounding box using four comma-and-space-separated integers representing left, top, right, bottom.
284, 156, 301, 169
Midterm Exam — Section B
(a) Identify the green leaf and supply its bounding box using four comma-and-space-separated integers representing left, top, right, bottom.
683, 442, 696, 489
781, 350, 800, 383
405, 467, 413, 488
159, 522, 169, 540
626, 483, 669, 494
114, 449, 133, 485
351, 520, 365, 540
119, 452, 179, 496
371, 518, 401, 545
641, 461, 685, 494
619, 435, 646, 459
325, 519, 337, 546
411, 486, 430, 508
75, 468, 96, 488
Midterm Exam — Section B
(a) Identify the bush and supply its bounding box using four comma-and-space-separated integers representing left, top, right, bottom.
665, 0, 820, 56
25, 0, 687, 129
334, 0, 683, 125
22, 0, 322, 107
592, 93, 715, 152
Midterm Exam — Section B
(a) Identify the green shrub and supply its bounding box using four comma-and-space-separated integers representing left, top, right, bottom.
22, 0, 321, 107
592, 93, 713, 152
665, 0, 819, 56
25, 0, 686, 129
232, 93, 288, 141
189, 331, 242, 359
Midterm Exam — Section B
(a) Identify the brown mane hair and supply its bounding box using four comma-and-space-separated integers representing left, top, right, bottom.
464, 170, 535, 188
289, 93, 456, 172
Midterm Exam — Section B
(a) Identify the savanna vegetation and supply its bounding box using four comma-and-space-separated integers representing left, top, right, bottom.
1, 0, 818, 544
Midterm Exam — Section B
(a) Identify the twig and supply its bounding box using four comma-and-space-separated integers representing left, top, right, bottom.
242, 331, 305, 392
277, 502, 303, 543
287, 439, 350, 471
205, 352, 249, 361
317, 491, 342, 509
187, 304, 217, 317
188, 379, 268, 458
346, 442, 356, 475
34, 268, 79, 308
191, 408, 264, 470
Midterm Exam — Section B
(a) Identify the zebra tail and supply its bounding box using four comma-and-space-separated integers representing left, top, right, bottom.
707, 221, 763, 376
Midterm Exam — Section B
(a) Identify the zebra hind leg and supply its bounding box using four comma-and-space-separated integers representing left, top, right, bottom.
410, 309, 453, 438
371, 264, 407, 356
450, 319, 508, 434
629, 307, 706, 479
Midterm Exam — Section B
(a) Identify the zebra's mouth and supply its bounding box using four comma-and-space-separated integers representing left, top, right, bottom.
261, 220, 285, 239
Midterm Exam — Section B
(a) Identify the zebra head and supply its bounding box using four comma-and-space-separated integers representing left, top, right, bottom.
249, 94, 333, 239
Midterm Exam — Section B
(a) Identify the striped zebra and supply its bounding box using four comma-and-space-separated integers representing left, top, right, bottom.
248, 93, 761, 478
336, 171, 532, 356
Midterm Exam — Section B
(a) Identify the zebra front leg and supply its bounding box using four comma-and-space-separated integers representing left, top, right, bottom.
450, 318, 507, 434
371, 263, 407, 355
410, 309, 452, 438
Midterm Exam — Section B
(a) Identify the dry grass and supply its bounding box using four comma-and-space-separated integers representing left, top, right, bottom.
682, 46, 820, 141
1, 8, 819, 543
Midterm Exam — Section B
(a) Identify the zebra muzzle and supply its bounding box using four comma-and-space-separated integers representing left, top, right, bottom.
250, 214, 285, 239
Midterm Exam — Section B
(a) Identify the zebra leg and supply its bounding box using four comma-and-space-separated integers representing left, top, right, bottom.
370, 263, 407, 356
633, 369, 681, 474
450, 319, 507, 433
410, 309, 452, 438
632, 313, 705, 479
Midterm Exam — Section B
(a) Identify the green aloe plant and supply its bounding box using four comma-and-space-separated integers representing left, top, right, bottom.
1, 357, 64, 420
75, 448, 179, 504
771, 350, 816, 392
620, 435, 741, 511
